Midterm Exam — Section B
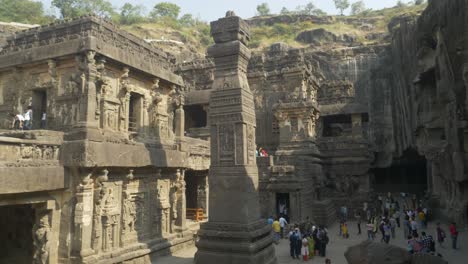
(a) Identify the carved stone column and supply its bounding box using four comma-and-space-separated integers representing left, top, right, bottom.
77, 51, 99, 129
351, 113, 362, 138
175, 96, 185, 138
177, 169, 187, 229
195, 12, 277, 264
73, 174, 95, 257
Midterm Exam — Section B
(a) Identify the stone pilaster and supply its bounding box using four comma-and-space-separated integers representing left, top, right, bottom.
73, 174, 95, 257
195, 12, 277, 264
352, 113, 362, 138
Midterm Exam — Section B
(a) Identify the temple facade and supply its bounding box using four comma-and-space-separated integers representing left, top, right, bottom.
0, 16, 210, 264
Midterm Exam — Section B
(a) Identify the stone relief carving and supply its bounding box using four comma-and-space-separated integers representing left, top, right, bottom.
19, 144, 60, 160
122, 191, 136, 234
33, 211, 51, 264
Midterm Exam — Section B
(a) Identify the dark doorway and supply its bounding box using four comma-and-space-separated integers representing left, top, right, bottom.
128, 92, 143, 132
184, 105, 207, 130
185, 171, 198, 209
372, 149, 428, 194
0, 204, 35, 264
32, 90, 47, 129
322, 114, 352, 137
276, 193, 290, 221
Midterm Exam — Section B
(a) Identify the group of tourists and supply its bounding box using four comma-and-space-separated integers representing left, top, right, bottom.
256, 147, 268, 157
10, 106, 46, 130
269, 215, 331, 261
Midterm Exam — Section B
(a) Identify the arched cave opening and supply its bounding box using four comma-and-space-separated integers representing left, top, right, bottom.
372, 148, 428, 194
0, 204, 35, 264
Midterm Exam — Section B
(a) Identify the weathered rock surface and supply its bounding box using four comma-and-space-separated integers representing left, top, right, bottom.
296, 28, 358, 46
345, 241, 448, 264
345, 241, 411, 264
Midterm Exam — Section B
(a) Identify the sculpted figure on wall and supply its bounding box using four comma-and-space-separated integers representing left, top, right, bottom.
122, 191, 136, 234
33, 211, 51, 264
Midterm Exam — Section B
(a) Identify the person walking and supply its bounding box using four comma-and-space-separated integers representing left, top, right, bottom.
294, 228, 302, 259
289, 229, 300, 259
390, 216, 396, 239
41, 112, 47, 129
418, 210, 426, 229
341, 222, 349, 239
410, 218, 418, 236
403, 215, 410, 238
12, 112, 24, 130
436, 222, 446, 248
301, 236, 309, 261
449, 222, 458, 250
394, 210, 401, 228
307, 234, 315, 259
23, 106, 32, 130
279, 215, 288, 239
366, 220, 374, 241
272, 218, 281, 244
383, 222, 391, 244
420, 232, 433, 253
355, 212, 362, 235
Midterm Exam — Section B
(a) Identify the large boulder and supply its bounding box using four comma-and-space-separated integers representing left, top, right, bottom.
344, 241, 411, 264
296, 28, 358, 46
411, 254, 448, 264
296, 28, 337, 45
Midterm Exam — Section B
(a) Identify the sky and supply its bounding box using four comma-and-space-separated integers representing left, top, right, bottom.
40, 0, 407, 21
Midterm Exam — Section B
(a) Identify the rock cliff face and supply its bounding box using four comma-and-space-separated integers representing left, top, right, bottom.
368, 0, 468, 225
177, 0, 468, 226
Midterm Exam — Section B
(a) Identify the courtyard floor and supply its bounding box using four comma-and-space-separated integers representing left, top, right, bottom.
152, 220, 467, 264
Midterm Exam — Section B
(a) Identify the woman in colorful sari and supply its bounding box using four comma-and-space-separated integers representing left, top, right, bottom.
307, 234, 315, 258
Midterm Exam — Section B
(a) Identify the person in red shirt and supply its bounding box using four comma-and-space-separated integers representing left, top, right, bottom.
449, 222, 458, 249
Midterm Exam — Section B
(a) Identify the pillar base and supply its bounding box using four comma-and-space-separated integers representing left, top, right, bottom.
195, 219, 278, 264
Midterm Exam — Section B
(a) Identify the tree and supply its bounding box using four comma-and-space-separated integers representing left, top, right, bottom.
415, 0, 425, 5
333, 0, 350, 15
150, 2, 180, 20
0, 0, 51, 24
280, 7, 290, 15
179, 14, 196, 27
311, 9, 327, 16
119, 3, 145, 24
52, 0, 116, 18
256, 3, 270, 16
52, 0, 76, 18
304, 2, 316, 15
351, 1, 366, 15
396, 1, 407, 8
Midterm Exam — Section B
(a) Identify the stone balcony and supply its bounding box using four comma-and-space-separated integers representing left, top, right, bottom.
0, 130, 66, 194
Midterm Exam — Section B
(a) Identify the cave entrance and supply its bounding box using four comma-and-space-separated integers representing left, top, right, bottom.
185, 171, 208, 222
32, 89, 47, 129
128, 92, 143, 132
372, 149, 428, 194
0, 204, 35, 264
276, 193, 290, 222
322, 114, 352, 137
184, 104, 208, 139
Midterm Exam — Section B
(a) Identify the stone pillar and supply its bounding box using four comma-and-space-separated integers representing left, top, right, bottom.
177, 169, 187, 229
195, 12, 277, 264
73, 175, 95, 257
77, 51, 99, 128
175, 101, 185, 138
351, 113, 362, 137
197, 174, 209, 218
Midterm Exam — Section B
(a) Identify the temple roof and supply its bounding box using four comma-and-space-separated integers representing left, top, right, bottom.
0, 15, 183, 86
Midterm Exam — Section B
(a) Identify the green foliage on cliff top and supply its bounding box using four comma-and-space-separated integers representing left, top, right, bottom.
249, 3, 427, 50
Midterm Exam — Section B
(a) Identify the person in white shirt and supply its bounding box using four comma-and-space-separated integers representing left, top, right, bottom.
279, 216, 288, 239
41, 112, 47, 129
24, 106, 32, 130
12, 113, 24, 130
